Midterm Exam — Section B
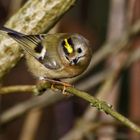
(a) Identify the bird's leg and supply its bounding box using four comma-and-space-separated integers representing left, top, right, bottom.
45, 78, 71, 86
44, 78, 72, 95
62, 85, 67, 95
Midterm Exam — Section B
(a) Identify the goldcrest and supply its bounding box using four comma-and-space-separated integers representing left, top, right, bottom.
1, 27, 92, 80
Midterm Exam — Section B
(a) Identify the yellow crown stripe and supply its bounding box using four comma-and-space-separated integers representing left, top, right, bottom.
64, 39, 73, 53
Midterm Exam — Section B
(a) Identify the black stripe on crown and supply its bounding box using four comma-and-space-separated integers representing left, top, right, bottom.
67, 37, 74, 46
61, 37, 74, 55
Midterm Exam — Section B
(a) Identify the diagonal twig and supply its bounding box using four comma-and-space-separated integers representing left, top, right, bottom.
0, 80, 140, 133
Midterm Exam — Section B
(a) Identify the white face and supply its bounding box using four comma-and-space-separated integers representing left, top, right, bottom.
59, 34, 90, 66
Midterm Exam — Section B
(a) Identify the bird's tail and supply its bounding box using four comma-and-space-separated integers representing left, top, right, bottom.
1, 26, 24, 36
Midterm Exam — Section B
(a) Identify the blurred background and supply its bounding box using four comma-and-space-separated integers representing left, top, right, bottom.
0, 0, 140, 140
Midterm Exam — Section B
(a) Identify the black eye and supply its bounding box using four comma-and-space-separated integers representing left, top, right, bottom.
77, 48, 82, 53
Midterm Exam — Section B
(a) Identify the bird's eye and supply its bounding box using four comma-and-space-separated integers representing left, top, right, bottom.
77, 48, 82, 53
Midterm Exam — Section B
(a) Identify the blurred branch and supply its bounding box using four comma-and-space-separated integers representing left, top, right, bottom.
76, 69, 110, 90
0, 80, 140, 133
87, 19, 140, 70
0, 85, 36, 95
125, 48, 140, 67
19, 108, 43, 140
0, 0, 75, 79
0, 90, 65, 124
61, 120, 127, 140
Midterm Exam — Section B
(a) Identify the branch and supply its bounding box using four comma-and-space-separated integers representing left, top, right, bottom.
0, 85, 35, 95
52, 84, 140, 133
0, 81, 140, 133
61, 50, 140, 139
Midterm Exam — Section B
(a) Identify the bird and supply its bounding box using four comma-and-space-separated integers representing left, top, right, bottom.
1, 26, 92, 89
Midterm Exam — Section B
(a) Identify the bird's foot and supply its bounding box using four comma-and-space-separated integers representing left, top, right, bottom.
45, 78, 72, 95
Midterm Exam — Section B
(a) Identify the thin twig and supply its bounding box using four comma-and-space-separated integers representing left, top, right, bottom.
0, 81, 140, 133
39, 82, 140, 133
0, 85, 36, 95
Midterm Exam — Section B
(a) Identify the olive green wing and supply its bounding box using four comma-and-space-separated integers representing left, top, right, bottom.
1, 27, 60, 69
